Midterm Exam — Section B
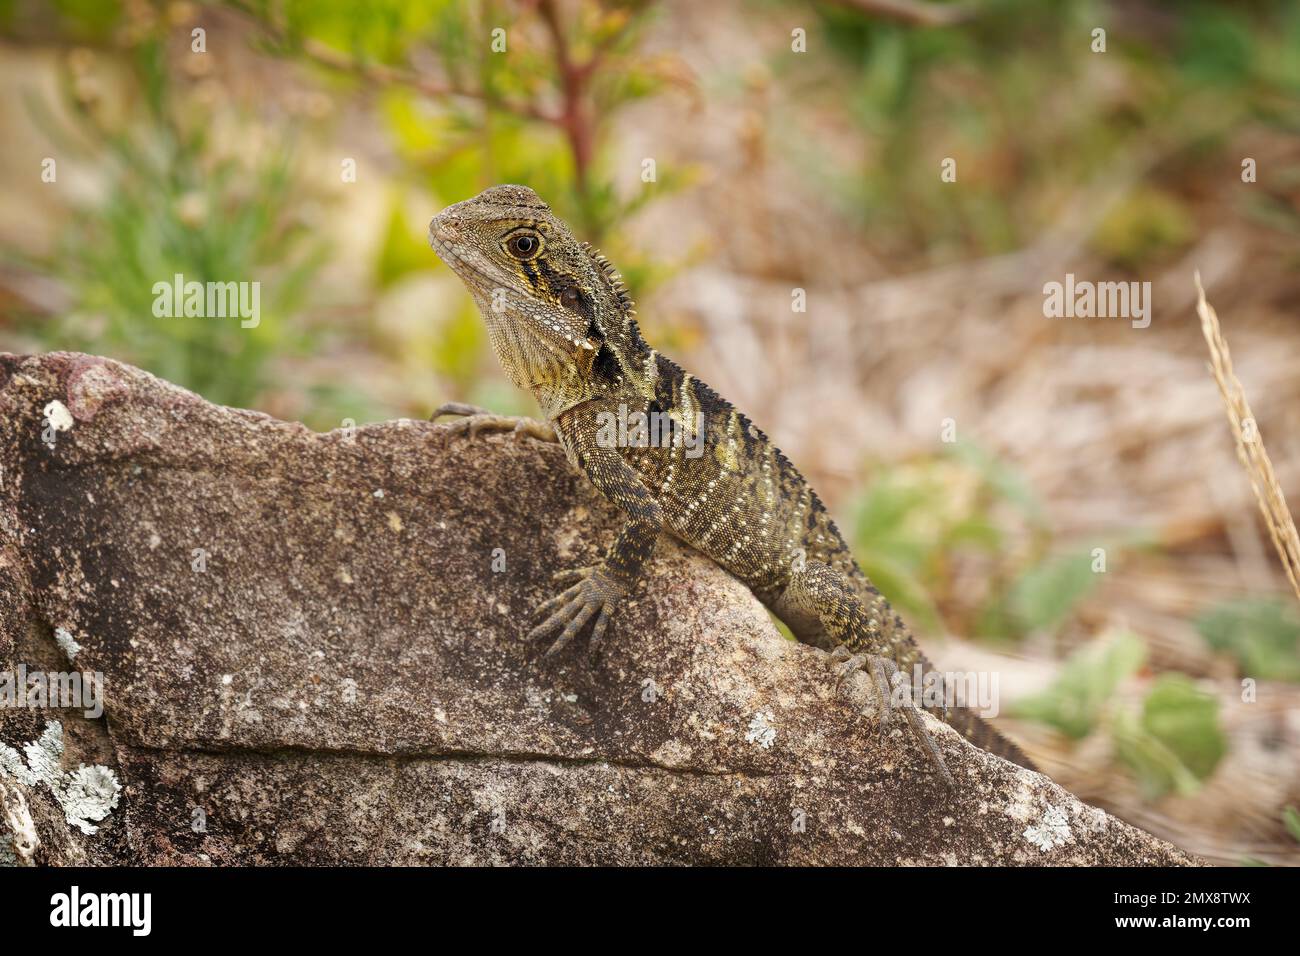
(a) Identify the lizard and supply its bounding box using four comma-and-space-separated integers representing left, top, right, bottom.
428, 183, 1035, 784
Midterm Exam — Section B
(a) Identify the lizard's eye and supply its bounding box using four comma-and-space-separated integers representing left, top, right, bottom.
504, 231, 542, 260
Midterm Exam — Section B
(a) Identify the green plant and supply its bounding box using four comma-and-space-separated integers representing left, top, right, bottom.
234, 0, 683, 241
1006, 551, 1101, 634
1113, 674, 1227, 799
1283, 805, 1300, 844
1011, 631, 1146, 739
849, 451, 1014, 632
1196, 599, 1300, 682
18, 33, 326, 413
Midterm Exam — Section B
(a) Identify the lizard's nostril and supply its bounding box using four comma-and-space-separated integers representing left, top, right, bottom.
429, 216, 459, 244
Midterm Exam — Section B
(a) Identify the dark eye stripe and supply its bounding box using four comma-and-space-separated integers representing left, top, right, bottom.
519, 258, 544, 291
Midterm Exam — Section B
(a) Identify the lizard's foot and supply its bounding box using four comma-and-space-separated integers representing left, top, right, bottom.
828, 647, 954, 787
528, 566, 627, 659
431, 402, 557, 442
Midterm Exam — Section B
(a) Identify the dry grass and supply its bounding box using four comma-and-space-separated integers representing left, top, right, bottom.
1196, 272, 1300, 608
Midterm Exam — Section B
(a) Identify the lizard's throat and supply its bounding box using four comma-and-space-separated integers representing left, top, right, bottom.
480, 305, 594, 394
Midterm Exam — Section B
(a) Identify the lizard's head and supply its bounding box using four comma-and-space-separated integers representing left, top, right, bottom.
429, 184, 607, 390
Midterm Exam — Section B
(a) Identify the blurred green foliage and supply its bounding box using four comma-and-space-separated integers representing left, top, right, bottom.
1114, 675, 1226, 799
1011, 631, 1145, 740
802, 0, 1300, 264
849, 441, 1130, 646
260, 0, 677, 240
849, 442, 1044, 633
1196, 598, 1300, 683
851, 469, 957, 632
1091, 187, 1197, 270
1284, 805, 1300, 844
35, 42, 326, 410
5, 0, 682, 425
1013, 634, 1227, 798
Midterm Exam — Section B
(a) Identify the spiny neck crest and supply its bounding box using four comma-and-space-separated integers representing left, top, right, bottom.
580, 241, 637, 317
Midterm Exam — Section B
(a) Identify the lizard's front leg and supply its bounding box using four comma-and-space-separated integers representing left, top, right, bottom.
528, 410, 663, 658
431, 402, 557, 442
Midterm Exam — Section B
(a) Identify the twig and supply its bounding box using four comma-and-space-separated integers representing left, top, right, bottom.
537, 0, 592, 194
1195, 271, 1300, 606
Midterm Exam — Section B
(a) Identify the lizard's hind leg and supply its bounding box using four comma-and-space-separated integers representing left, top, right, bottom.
782, 562, 954, 786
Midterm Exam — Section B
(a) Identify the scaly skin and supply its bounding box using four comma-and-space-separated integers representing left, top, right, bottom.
429, 184, 1034, 783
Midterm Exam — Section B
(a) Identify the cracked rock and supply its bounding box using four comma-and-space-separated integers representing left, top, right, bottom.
0, 353, 1196, 865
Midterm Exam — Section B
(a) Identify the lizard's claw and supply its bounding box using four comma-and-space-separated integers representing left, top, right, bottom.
431, 403, 557, 442
827, 647, 954, 787
551, 567, 589, 588
528, 566, 626, 659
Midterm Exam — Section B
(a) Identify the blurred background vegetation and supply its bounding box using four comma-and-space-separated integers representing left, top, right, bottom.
1, 0, 1299, 864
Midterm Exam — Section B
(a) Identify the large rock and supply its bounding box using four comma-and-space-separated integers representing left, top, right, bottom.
0, 353, 1194, 865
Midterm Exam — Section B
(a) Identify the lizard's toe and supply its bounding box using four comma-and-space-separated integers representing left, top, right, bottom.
586, 608, 611, 658
513, 418, 558, 443
869, 655, 954, 787
539, 601, 598, 658
531, 582, 583, 622
430, 401, 493, 421
552, 566, 594, 587
827, 649, 954, 786
830, 651, 867, 694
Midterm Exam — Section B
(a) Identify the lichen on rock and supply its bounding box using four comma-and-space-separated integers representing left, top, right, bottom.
0, 720, 120, 835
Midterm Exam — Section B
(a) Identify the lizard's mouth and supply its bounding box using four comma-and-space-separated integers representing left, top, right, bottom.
428, 231, 499, 296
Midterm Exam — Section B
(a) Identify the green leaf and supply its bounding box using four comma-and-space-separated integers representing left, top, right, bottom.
1112, 709, 1202, 799
1114, 674, 1226, 799
1009, 551, 1100, 633
1195, 599, 1300, 682
1284, 805, 1300, 844
1010, 631, 1146, 739
375, 200, 433, 289
1141, 675, 1226, 778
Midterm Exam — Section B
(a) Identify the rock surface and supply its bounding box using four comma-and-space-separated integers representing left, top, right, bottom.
0, 353, 1195, 865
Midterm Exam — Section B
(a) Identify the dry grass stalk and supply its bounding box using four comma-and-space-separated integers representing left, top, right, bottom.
1195, 271, 1300, 606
